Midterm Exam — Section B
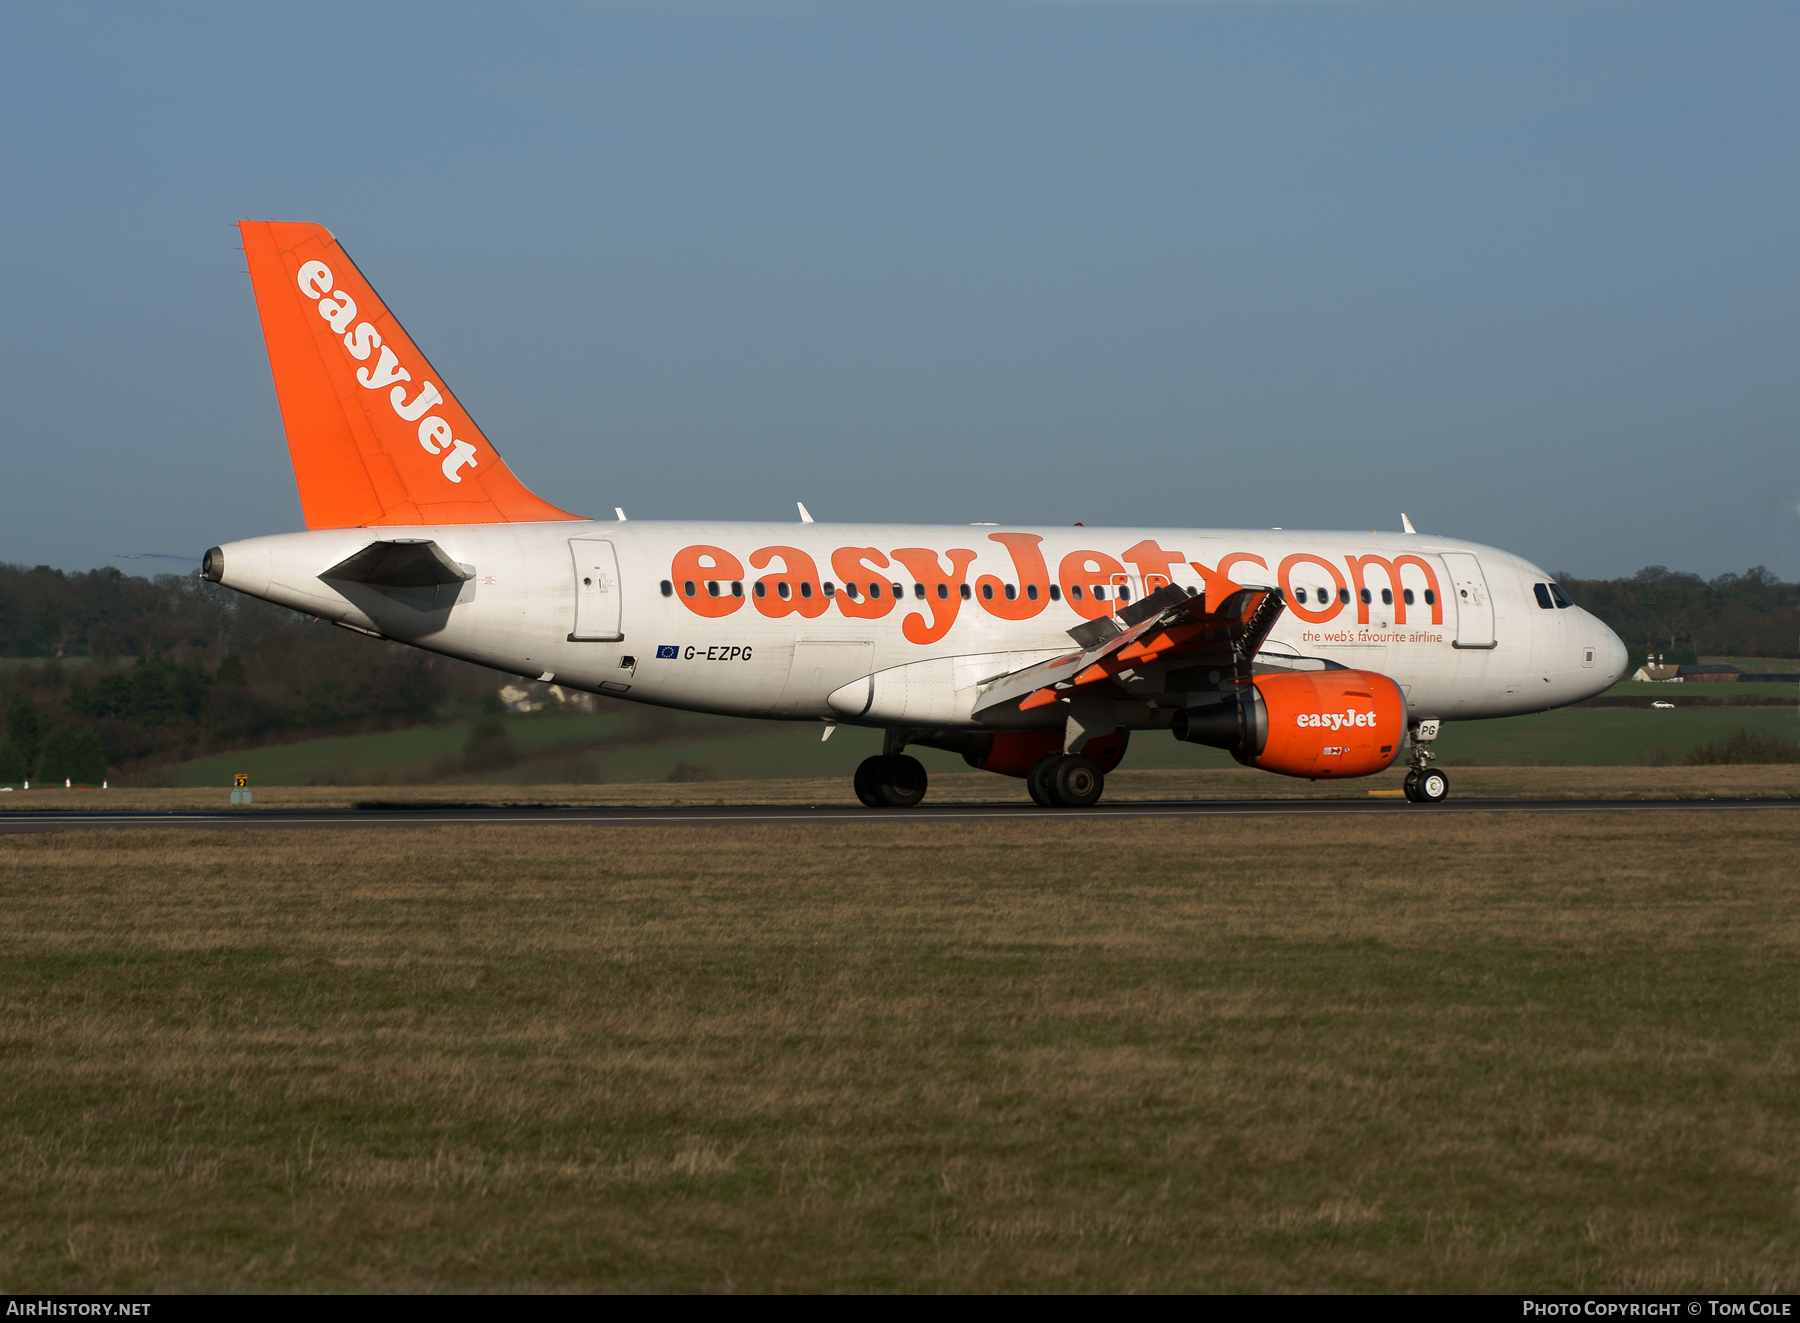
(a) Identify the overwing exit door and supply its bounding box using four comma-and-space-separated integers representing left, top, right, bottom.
1440, 551, 1496, 649
569, 539, 623, 641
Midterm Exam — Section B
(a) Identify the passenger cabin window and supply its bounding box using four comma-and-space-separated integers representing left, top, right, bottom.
1549, 583, 1574, 609
1338, 588, 1351, 605
660, 580, 673, 597
1402, 588, 1414, 605
683, 580, 696, 597
706, 581, 720, 597
981, 583, 994, 600
892, 583, 904, 599
936, 583, 949, 600
778, 582, 792, 600
869, 582, 882, 598
755, 581, 767, 598
1026, 584, 1039, 601
913, 583, 925, 599
1359, 588, 1372, 605
961, 584, 972, 600
1424, 589, 1436, 605
1534, 583, 1555, 610
844, 582, 860, 600
1069, 585, 1084, 601
799, 582, 813, 599
1004, 584, 1017, 601
732, 581, 743, 597
1094, 586, 1107, 600
1381, 588, 1392, 606
823, 582, 835, 598
1119, 586, 1131, 602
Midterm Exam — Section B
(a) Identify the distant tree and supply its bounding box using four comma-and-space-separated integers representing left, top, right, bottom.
71, 729, 107, 784
7, 698, 41, 772
216, 652, 247, 685
0, 742, 24, 786
35, 726, 80, 783
1559, 565, 1799, 658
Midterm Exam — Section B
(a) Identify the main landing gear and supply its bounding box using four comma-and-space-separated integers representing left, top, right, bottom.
1401, 721, 1448, 803
1025, 753, 1106, 809
854, 754, 928, 808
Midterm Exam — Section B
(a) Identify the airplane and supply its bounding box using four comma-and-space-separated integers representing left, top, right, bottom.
202, 221, 1631, 807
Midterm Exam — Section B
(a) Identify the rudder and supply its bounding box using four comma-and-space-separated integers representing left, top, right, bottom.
239, 221, 582, 528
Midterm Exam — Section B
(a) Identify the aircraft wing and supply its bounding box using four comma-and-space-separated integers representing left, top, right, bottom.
971, 576, 1285, 723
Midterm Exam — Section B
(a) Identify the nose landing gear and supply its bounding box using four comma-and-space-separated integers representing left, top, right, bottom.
1403, 766, 1449, 803
1402, 720, 1448, 803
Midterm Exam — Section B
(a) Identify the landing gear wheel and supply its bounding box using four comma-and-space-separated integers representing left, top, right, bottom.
1402, 770, 1422, 802
1415, 768, 1449, 804
1026, 754, 1061, 807
853, 756, 884, 808
1051, 755, 1105, 809
878, 754, 929, 808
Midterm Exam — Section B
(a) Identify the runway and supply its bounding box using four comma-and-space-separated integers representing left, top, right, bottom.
3, 797, 1798, 833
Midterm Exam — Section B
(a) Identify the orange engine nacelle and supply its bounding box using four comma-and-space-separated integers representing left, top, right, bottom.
1171, 669, 1406, 779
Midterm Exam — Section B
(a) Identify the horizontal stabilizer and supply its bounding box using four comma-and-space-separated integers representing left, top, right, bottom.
320, 540, 473, 588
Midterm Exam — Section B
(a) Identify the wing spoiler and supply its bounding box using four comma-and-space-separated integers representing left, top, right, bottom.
971, 578, 1286, 722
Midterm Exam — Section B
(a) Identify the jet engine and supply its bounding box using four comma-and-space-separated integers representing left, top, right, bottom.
1172, 669, 1406, 779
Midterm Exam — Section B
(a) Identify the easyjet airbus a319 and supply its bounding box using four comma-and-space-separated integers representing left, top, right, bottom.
203, 222, 1629, 806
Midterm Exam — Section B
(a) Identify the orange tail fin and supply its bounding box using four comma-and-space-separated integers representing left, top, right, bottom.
239, 221, 582, 528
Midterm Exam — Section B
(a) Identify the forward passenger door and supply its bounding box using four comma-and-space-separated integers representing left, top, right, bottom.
1441, 552, 1495, 650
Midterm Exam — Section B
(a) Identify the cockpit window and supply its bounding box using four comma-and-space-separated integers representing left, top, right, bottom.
1548, 583, 1574, 609
1534, 583, 1555, 610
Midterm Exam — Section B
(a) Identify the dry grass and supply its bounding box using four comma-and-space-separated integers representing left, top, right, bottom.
4, 762, 1798, 813
1, 815, 1797, 1292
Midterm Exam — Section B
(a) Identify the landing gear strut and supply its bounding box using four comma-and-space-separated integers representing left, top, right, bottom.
1402, 721, 1448, 804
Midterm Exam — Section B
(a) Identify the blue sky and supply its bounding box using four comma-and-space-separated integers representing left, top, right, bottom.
1, 1, 1794, 580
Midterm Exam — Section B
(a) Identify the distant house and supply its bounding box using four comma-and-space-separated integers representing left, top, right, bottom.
1678, 664, 1744, 683
1630, 661, 1800, 684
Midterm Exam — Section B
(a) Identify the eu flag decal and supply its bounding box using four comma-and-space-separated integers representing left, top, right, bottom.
656, 644, 679, 660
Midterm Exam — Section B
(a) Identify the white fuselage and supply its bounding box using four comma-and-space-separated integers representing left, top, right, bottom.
212, 521, 1630, 734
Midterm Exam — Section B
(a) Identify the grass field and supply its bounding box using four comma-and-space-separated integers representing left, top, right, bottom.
8, 765, 1800, 814
1593, 681, 1797, 703
2, 814, 1797, 1292
142, 697, 1800, 790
